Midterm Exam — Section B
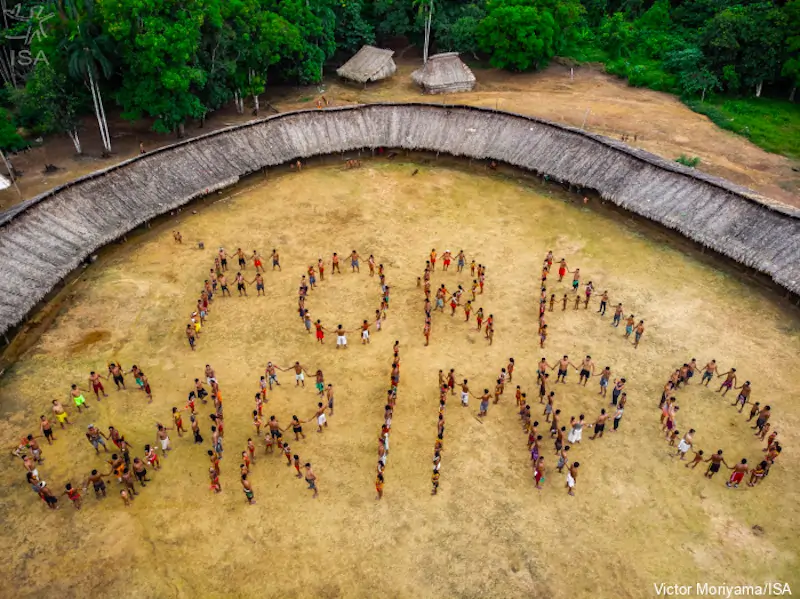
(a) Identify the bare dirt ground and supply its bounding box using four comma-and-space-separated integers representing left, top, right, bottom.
0, 60, 797, 209
0, 162, 798, 598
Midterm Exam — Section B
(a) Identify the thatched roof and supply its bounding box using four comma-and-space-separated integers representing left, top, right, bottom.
336, 46, 396, 84
0, 174, 10, 190
0, 103, 798, 336
411, 53, 476, 94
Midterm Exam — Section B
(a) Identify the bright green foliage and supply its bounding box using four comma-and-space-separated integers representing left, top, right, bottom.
100, 0, 208, 134
686, 97, 800, 158
477, 0, 583, 71
333, 0, 375, 54
675, 155, 701, 167
599, 13, 634, 59
14, 62, 83, 137
0, 108, 25, 151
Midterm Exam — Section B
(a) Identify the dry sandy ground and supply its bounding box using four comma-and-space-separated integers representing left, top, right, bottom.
1, 61, 797, 208
0, 162, 798, 598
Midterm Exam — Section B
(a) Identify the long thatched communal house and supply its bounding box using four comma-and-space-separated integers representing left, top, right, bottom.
336, 45, 396, 84
0, 103, 798, 336
411, 53, 477, 94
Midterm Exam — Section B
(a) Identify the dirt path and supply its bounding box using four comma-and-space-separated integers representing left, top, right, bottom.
1, 60, 797, 209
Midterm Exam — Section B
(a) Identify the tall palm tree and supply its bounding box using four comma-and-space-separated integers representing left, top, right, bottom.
57, 0, 114, 155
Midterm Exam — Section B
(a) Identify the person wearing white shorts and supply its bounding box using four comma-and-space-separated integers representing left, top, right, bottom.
362, 329, 369, 343
335, 325, 348, 348
296, 372, 305, 384
461, 391, 469, 406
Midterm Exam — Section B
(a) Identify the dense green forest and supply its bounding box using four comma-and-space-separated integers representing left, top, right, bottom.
0, 0, 797, 157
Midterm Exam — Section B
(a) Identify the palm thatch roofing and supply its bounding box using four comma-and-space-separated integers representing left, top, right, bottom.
411, 53, 476, 94
0, 174, 10, 190
336, 45, 396, 84
0, 103, 798, 336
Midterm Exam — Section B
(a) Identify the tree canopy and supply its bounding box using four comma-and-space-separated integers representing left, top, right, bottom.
0, 0, 794, 146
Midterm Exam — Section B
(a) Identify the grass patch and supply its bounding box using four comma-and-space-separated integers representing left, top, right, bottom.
684, 97, 800, 159
675, 154, 700, 167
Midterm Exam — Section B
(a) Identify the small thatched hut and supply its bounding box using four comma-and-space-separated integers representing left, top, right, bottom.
336, 46, 396, 84
411, 53, 476, 94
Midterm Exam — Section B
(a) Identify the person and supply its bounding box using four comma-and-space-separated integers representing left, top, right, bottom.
578, 356, 595, 386
191, 415, 203, 444
589, 409, 608, 440
212, 425, 223, 458
265, 362, 281, 389
566, 462, 580, 496
534, 457, 546, 490
271, 249, 281, 271
209, 468, 221, 493
290, 362, 307, 387
37, 481, 59, 510
350, 250, 360, 273
732, 381, 752, 411
51, 400, 71, 428
63, 483, 82, 509
459, 380, 470, 407
39, 415, 56, 444
88, 371, 108, 400
376, 472, 384, 500
87, 469, 109, 499
633, 321, 645, 348
676, 429, 695, 460
752, 405, 771, 433
611, 378, 626, 406
701, 360, 718, 386
705, 450, 728, 479
361, 320, 371, 344
431, 469, 440, 495
611, 404, 624, 431
612, 303, 623, 327
107, 363, 126, 390
727, 459, 748, 488
172, 407, 187, 437
568, 415, 584, 444
747, 402, 761, 422
288, 415, 305, 441
476, 389, 491, 418
309, 403, 328, 433
326, 384, 335, 417
597, 367, 611, 397
141, 372, 153, 403
685, 450, 704, 469
717, 368, 737, 396
556, 355, 575, 384
156, 424, 172, 457
241, 474, 256, 504
335, 324, 348, 348
748, 461, 767, 487
568, 268, 580, 293
304, 463, 318, 498
186, 324, 197, 350
247, 438, 256, 464
86, 424, 109, 454
70, 384, 89, 412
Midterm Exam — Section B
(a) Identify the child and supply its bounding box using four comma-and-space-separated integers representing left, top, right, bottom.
63, 483, 82, 509
209, 468, 221, 493
145, 444, 160, 470
431, 469, 440, 495
283, 442, 292, 466
120, 489, 131, 507
247, 438, 256, 464
684, 449, 704, 468
376, 472, 384, 500
293, 454, 303, 478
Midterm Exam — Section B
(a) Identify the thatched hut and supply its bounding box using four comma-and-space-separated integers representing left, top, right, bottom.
0, 103, 798, 336
411, 53, 476, 94
336, 46, 396, 84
